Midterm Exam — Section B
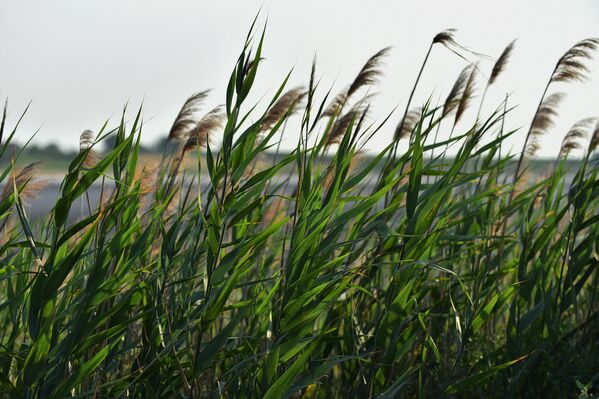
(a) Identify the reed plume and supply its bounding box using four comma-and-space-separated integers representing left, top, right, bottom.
383, 28, 462, 201
394, 107, 422, 140
79, 129, 94, 149
433, 29, 458, 46
166, 106, 225, 195
79, 129, 98, 168
168, 90, 210, 141
136, 162, 159, 215
513, 39, 598, 185
525, 137, 541, 158
322, 47, 389, 119
136, 162, 158, 195
326, 106, 365, 146
347, 47, 391, 98
551, 38, 599, 83
1, 161, 46, 202
322, 88, 348, 118
432, 66, 469, 162
436, 64, 478, 176
454, 63, 478, 125
559, 117, 596, 158
163, 91, 211, 193
530, 92, 565, 139
489, 40, 517, 85
443, 64, 471, 116
183, 106, 225, 153
432, 28, 490, 61
477, 40, 516, 121
261, 87, 306, 132
523, 92, 565, 157
0, 161, 46, 236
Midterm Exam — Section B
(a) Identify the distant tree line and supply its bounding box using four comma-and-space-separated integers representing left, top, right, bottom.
1, 135, 171, 163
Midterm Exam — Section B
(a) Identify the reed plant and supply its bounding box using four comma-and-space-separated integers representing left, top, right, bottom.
1, 20, 599, 398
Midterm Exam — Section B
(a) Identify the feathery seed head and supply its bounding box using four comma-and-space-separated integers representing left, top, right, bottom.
1, 161, 46, 203
530, 92, 566, 137
326, 106, 366, 146
489, 40, 516, 85
454, 63, 478, 124
559, 117, 596, 158
261, 87, 306, 132
394, 107, 423, 140
184, 106, 225, 153
443, 64, 471, 117
551, 38, 599, 83
168, 90, 211, 142
322, 88, 349, 118
347, 47, 391, 98
79, 129, 98, 168
433, 29, 458, 46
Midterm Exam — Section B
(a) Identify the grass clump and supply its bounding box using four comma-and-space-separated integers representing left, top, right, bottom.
1, 21, 599, 398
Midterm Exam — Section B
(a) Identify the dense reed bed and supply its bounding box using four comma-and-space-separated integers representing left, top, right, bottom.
1, 21, 599, 398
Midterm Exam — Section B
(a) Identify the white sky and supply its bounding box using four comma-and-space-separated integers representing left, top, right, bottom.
1, 0, 598, 157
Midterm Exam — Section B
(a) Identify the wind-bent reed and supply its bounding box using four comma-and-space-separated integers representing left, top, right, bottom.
0, 19, 598, 399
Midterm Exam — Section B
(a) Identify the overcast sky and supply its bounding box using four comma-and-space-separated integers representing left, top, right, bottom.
1, 0, 598, 157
